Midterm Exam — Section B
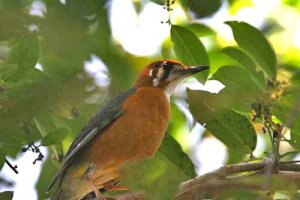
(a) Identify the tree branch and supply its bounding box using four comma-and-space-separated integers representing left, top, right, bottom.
5, 158, 18, 174
175, 160, 300, 200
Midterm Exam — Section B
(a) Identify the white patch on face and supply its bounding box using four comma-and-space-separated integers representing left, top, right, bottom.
153, 78, 160, 86
151, 67, 165, 87
157, 67, 164, 79
149, 69, 153, 77
163, 75, 187, 100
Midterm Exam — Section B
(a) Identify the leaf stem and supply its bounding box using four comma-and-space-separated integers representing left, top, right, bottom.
266, 125, 279, 165
33, 117, 59, 160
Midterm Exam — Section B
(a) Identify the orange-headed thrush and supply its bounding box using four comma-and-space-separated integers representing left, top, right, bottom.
47, 59, 209, 200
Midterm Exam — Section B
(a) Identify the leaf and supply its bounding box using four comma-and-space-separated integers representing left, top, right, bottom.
0, 191, 14, 200
213, 65, 266, 112
150, 0, 165, 5
225, 21, 277, 79
185, 23, 215, 37
36, 156, 57, 199
188, 0, 223, 18
274, 91, 300, 152
8, 31, 39, 72
0, 148, 5, 171
222, 47, 266, 90
171, 25, 209, 83
226, 149, 246, 164
121, 153, 190, 200
214, 65, 265, 93
41, 127, 71, 146
187, 89, 257, 153
159, 133, 196, 178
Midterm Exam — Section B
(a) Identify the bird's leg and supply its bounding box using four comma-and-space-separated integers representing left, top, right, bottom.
103, 179, 129, 191
85, 164, 103, 200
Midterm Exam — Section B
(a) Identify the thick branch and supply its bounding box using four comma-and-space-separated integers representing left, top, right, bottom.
176, 161, 300, 200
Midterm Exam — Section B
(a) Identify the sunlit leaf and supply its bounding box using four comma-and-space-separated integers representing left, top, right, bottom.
150, 0, 165, 5
8, 31, 39, 72
213, 65, 266, 112
226, 21, 277, 79
214, 65, 265, 93
185, 23, 215, 37
171, 25, 209, 83
41, 127, 71, 146
228, 0, 254, 15
187, 89, 257, 153
222, 47, 266, 90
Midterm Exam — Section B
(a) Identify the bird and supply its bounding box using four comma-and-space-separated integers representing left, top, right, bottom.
47, 59, 209, 200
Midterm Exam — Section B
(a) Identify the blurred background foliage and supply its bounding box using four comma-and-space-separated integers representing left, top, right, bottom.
0, 0, 300, 199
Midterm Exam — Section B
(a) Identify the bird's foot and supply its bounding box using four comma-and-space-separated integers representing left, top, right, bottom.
85, 164, 103, 200
86, 176, 103, 200
103, 180, 129, 191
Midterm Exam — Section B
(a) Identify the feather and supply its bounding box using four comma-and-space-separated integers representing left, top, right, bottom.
47, 88, 136, 193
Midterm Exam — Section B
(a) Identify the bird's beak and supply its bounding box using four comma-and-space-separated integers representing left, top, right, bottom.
178, 65, 209, 77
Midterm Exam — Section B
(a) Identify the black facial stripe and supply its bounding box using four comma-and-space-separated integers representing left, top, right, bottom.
161, 68, 170, 80
151, 61, 174, 80
152, 68, 158, 78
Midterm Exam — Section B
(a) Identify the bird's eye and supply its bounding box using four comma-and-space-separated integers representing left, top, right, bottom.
161, 61, 173, 71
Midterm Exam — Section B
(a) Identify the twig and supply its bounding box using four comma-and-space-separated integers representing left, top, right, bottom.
5, 158, 18, 174
33, 117, 59, 161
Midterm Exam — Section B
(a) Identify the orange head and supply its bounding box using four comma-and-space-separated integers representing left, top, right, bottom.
134, 59, 209, 93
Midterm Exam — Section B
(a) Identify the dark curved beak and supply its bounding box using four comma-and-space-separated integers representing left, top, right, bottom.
178, 65, 209, 76
188, 65, 209, 74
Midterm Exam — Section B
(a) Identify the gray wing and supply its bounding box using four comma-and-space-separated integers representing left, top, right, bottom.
47, 88, 136, 192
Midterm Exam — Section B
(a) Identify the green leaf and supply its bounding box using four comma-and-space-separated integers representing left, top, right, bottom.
188, 0, 223, 18
121, 153, 190, 200
274, 71, 300, 140
185, 23, 215, 37
0, 191, 14, 200
0, 148, 5, 171
213, 65, 266, 112
8, 31, 39, 72
214, 65, 265, 93
36, 156, 58, 199
41, 127, 71, 146
214, 66, 265, 96
187, 89, 257, 153
274, 91, 300, 151
226, 149, 246, 164
171, 25, 209, 83
225, 21, 277, 79
150, 0, 165, 5
159, 133, 196, 178
289, 131, 300, 151
222, 47, 266, 90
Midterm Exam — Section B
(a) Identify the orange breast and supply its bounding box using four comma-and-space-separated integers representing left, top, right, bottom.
86, 87, 170, 170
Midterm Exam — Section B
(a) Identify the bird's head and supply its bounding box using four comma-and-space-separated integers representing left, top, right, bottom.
134, 59, 209, 94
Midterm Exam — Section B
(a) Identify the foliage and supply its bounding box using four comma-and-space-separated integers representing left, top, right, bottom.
0, 0, 300, 199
